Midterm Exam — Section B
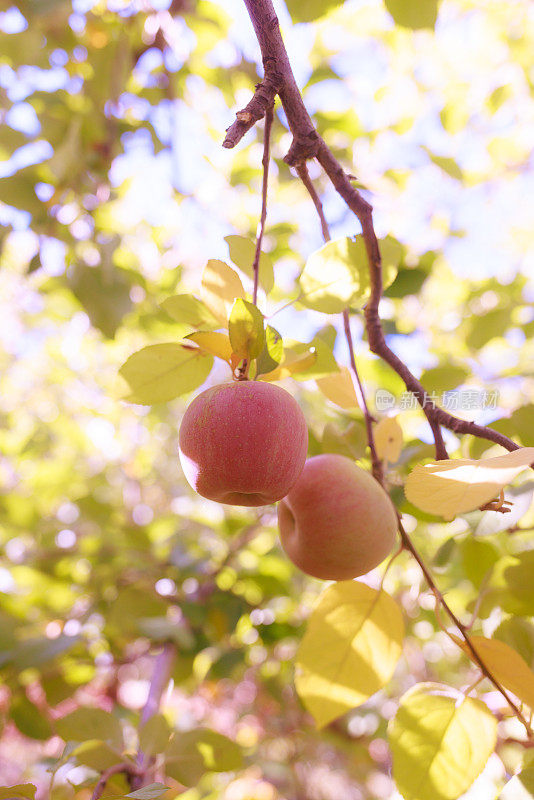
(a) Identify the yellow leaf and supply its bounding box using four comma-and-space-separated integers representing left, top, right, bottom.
258, 348, 317, 382
200, 259, 245, 324
184, 332, 233, 363
389, 682, 497, 800
451, 634, 534, 711
374, 416, 403, 463
316, 367, 359, 410
295, 582, 404, 728
404, 447, 534, 521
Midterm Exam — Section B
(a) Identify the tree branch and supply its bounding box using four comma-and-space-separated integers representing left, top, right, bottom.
225, 0, 532, 739
225, 0, 521, 459
135, 642, 176, 782
398, 518, 533, 739
91, 762, 139, 800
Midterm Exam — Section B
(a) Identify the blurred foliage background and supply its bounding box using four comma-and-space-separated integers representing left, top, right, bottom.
0, 0, 533, 798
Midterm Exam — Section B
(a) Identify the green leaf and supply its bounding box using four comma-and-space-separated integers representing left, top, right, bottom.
107, 587, 169, 638
11, 695, 52, 741
256, 325, 284, 376
139, 714, 171, 757
466, 308, 511, 350
300, 235, 398, 313
71, 740, 124, 771
285, 0, 344, 23
389, 683, 497, 800
459, 538, 499, 587
225, 235, 274, 294
228, 298, 265, 360
384, 0, 439, 30
165, 728, 243, 786
500, 767, 534, 799
321, 421, 367, 460
119, 343, 213, 404
11, 634, 79, 670
68, 263, 133, 339
384, 267, 428, 298
494, 617, 534, 668
55, 708, 123, 749
502, 552, 534, 615
126, 784, 169, 799
0, 787, 36, 800
285, 337, 339, 380
160, 294, 219, 329
422, 147, 463, 180
295, 582, 404, 728
419, 365, 468, 395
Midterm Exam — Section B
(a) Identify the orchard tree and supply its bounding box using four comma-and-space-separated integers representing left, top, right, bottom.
0, 1, 533, 799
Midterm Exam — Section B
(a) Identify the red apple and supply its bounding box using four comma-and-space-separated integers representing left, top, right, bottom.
278, 454, 397, 580
179, 381, 308, 506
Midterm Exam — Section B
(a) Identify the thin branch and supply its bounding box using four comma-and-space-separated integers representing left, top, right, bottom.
252, 103, 274, 305
295, 163, 383, 482
398, 518, 533, 739
135, 642, 176, 779
91, 762, 139, 800
223, 73, 280, 149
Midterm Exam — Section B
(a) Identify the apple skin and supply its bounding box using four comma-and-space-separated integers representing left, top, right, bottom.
179, 381, 308, 506
278, 454, 397, 580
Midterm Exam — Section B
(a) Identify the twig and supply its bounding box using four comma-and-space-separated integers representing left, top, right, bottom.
91, 762, 139, 800
252, 103, 274, 305
398, 518, 533, 739
135, 642, 176, 780
223, 72, 281, 149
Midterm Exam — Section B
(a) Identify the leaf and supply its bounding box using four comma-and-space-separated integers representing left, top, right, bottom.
389, 683, 497, 800
384, 0, 439, 31
295, 582, 404, 728
11, 633, 79, 670
451, 635, 534, 711
11, 696, 52, 741
422, 147, 463, 180
384, 267, 428, 298
256, 325, 284, 377
119, 343, 213, 404
225, 235, 274, 294
160, 294, 218, 329
71, 740, 124, 771
404, 447, 534, 521
374, 417, 403, 463
68, 262, 133, 339
184, 331, 233, 362
228, 298, 265, 360
300, 235, 398, 313
321, 421, 367, 460
501, 767, 534, 799
501, 552, 534, 616
300, 236, 367, 314
466, 308, 511, 350
494, 617, 534, 668
0, 787, 36, 800
316, 367, 359, 410
200, 259, 245, 324
418, 365, 469, 395
285, 0, 344, 24
139, 714, 171, 757
126, 784, 169, 799
55, 708, 123, 749
165, 728, 243, 786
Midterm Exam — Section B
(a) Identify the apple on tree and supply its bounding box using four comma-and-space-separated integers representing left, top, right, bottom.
278, 453, 398, 580
179, 380, 308, 506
